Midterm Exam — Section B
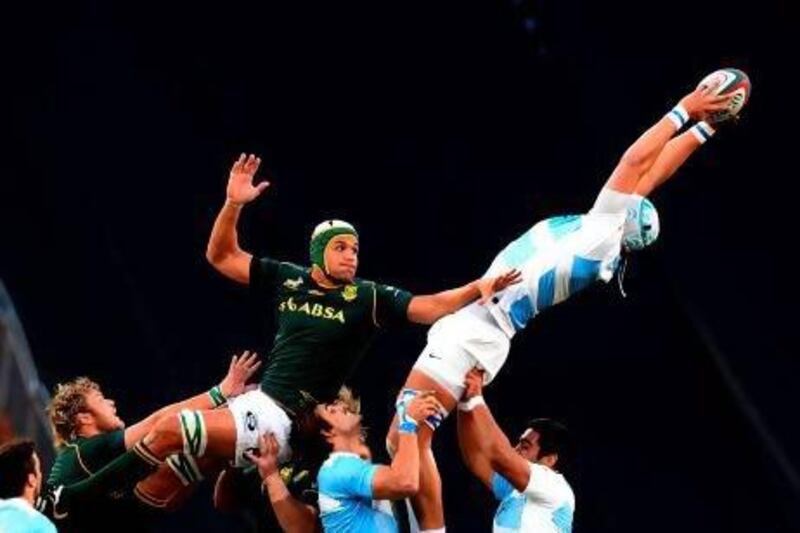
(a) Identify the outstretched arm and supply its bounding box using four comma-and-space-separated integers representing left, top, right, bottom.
42, 448, 158, 520
634, 122, 716, 197
602, 87, 731, 198
371, 393, 443, 499
457, 369, 531, 493
123, 351, 261, 448
457, 387, 496, 489
406, 270, 521, 325
206, 154, 271, 284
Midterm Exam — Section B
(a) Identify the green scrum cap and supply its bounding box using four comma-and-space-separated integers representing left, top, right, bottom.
309, 220, 358, 274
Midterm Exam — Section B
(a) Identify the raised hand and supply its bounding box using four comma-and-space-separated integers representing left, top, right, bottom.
462, 367, 485, 401
678, 86, 734, 122
244, 433, 280, 480
219, 350, 262, 398
226, 153, 270, 206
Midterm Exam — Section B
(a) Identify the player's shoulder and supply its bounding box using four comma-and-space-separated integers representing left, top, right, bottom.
321, 452, 368, 471
274, 260, 310, 279
0, 498, 55, 530
81, 428, 125, 450
318, 453, 358, 489
355, 277, 409, 300
47, 440, 90, 485
267, 261, 311, 292
585, 208, 626, 225
579, 211, 626, 245
33, 510, 57, 532
529, 463, 574, 502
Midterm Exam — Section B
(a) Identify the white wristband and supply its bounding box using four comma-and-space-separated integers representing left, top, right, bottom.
458, 396, 486, 412
690, 121, 716, 144
666, 104, 690, 130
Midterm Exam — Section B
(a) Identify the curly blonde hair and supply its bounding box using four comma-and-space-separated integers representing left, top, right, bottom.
336, 386, 361, 415
47, 377, 100, 446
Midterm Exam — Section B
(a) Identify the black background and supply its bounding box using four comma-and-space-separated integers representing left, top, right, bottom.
3, 1, 797, 531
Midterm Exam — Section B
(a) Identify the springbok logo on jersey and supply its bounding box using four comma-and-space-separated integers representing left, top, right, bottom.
342, 284, 358, 302
283, 277, 304, 290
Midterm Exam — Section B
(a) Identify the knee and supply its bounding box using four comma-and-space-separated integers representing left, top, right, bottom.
149, 408, 210, 458
145, 416, 182, 456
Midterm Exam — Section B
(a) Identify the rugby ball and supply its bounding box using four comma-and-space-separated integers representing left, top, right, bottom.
696, 68, 751, 123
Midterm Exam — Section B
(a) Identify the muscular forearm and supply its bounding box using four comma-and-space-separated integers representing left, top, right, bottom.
457, 409, 494, 485
460, 404, 511, 458
435, 279, 482, 310
264, 473, 318, 533
388, 433, 420, 492
462, 404, 532, 492
372, 432, 420, 499
144, 392, 213, 425
619, 116, 679, 169
207, 201, 245, 262
635, 129, 702, 197
606, 114, 682, 195
408, 279, 481, 324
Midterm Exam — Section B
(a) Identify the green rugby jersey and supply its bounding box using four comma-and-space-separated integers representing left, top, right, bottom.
251, 257, 413, 412
46, 431, 153, 532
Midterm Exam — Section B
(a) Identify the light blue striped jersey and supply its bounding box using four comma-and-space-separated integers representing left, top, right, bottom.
0, 498, 57, 533
485, 212, 624, 338
492, 464, 574, 533
317, 452, 397, 533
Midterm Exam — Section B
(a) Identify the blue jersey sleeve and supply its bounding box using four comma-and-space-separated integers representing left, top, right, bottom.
491, 472, 515, 501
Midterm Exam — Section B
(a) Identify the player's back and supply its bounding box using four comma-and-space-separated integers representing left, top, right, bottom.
482, 212, 624, 337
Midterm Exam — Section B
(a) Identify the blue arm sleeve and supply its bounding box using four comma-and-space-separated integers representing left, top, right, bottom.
491, 472, 515, 501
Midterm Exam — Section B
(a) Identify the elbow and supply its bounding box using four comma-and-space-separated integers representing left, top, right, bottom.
396, 475, 420, 497
206, 244, 224, 266
206, 245, 241, 272
619, 151, 646, 172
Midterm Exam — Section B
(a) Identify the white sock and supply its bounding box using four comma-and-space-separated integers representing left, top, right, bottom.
406, 499, 421, 533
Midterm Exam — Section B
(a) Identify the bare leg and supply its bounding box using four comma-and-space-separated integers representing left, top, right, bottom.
135, 457, 225, 511
143, 408, 237, 461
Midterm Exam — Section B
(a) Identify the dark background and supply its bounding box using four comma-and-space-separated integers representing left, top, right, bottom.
3, 1, 798, 531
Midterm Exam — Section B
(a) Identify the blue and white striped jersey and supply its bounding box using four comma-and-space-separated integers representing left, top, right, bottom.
492, 464, 574, 533
317, 452, 397, 533
485, 211, 625, 339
